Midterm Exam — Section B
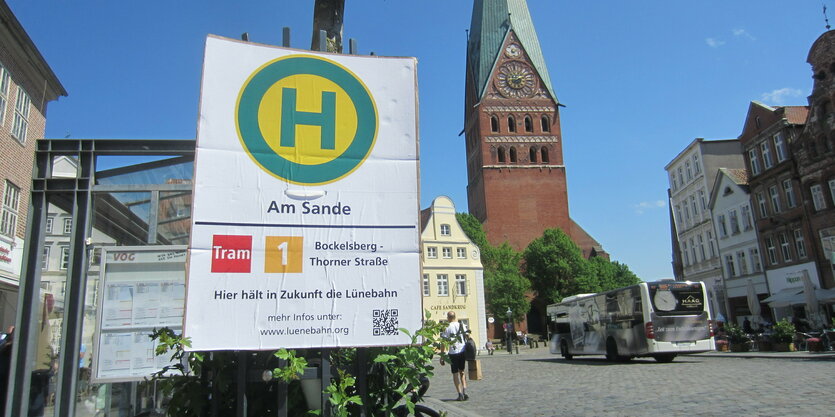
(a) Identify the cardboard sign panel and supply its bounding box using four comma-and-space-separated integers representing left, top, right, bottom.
184, 36, 421, 350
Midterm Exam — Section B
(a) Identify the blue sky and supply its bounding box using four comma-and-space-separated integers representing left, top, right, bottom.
9, 0, 829, 280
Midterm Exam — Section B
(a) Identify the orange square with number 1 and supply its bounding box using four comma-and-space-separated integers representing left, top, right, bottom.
265, 236, 304, 273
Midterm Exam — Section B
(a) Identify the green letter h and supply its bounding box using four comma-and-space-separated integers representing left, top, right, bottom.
280, 88, 336, 150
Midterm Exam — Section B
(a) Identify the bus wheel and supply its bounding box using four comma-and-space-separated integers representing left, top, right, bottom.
653, 354, 676, 363
560, 340, 573, 360
605, 338, 620, 362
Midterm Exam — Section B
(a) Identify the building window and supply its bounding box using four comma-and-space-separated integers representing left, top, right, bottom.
793, 229, 807, 258
684, 205, 691, 226
729, 210, 740, 234
45, 217, 54, 234
765, 237, 778, 265
689, 238, 696, 263
427, 247, 437, 258
685, 161, 692, 181
698, 234, 706, 261
756, 192, 767, 218
811, 184, 826, 211
41, 246, 49, 270
457, 247, 466, 258
60, 246, 70, 270
708, 231, 716, 257
524, 115, 533, 132
779, 233, 792, 262
436, 274, 449, 296
749, 149, 761, 175
455, 274, 467, 296
509, 147, 517, 163
717, 214, 728, 238
1, 181, 20, 237
829, 179, 835, 206
675, 206, 684, 230
442, 247, 452, 258
699, 189, 707, 210
490, 115, 499, 133
761, 142, 773, 169
751, 248, 762, 272
440, 224, 451, 236
63, 218, 73, 235
725, 254, 736, 277
422, 274, 430, 296
670, 173, 678, 192
774, 133, 788, 162
769, 185, 781, 213
690, 195, 698, 217
783, 179, 797, 208
737, 251, 748, 275
498, 147, 506, 163
529, 147, 537, 163
0, 64, 9, 125
741, 205, 752, 230
693, 154, 701, 174
678, 167, 684, 187
541, 115, 550, 132
11, 87, 30, 144
507, 116, 516, 132
682, 241, 690, 266
540, 148, 549, 163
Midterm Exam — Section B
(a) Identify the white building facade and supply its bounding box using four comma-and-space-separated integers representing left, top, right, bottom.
666, 139, 745, 289
709, 168, 768, 325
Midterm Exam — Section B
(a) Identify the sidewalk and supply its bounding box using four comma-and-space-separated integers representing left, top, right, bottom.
421, 345, 835, 417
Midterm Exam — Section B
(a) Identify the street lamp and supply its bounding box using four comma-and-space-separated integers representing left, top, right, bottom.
506, 308, 513, 353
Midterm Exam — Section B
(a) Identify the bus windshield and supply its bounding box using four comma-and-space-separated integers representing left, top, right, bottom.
648, 282, 705, 315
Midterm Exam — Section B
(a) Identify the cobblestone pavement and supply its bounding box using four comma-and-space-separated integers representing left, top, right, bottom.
421, 346, 835, 417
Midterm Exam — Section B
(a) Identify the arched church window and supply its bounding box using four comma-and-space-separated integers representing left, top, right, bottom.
529, 147, 537, 163
541, 148, 549, 163
524, 116, 533, 132
508, 116, 516, 132
509, 147, 517, 163
541, 115, 550, 132
490, 115, 499, 133
497, 147, 506, 163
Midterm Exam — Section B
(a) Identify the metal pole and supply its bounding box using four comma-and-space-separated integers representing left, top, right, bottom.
236, 351, 247, 417
282, 27, 291, 48
276, 358, 288, 417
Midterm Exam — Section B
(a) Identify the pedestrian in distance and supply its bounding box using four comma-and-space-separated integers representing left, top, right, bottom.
439, 311, 469, 401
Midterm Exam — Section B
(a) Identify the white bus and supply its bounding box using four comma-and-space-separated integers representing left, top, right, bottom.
547, 281, 714, 362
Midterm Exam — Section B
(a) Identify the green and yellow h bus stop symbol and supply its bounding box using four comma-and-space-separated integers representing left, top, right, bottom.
236, 55, 378, 185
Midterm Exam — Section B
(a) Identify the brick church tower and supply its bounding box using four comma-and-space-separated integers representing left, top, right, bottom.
464, 0, 605, 257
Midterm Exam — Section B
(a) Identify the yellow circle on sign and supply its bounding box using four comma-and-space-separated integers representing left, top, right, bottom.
257, 74, 358, 166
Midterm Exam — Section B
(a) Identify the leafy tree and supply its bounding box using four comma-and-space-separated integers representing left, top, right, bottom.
523, 228, 594, 305
483, 243, 530, 322
456, 213, 530, 321
588, 257, 640, 292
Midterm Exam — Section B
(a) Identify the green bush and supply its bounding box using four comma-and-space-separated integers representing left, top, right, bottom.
771, 319, 795, 344
724, 323, 749, 344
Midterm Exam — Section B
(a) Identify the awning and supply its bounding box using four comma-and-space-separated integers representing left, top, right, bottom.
763, 287, 803, 308
816, 287, 835, 303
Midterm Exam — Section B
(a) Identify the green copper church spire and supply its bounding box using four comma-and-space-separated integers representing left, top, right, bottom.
467, 0, 558, 103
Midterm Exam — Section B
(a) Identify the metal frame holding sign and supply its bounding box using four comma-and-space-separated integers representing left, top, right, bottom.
184, 35, 422, 351
92, 246, 187, 383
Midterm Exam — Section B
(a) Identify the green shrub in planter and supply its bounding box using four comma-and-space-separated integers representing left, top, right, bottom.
771, 318, 795, 344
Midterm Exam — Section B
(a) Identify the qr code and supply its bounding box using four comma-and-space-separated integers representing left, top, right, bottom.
372, 309, 399, 336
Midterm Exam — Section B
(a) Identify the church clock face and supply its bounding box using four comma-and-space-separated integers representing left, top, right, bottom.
496, 62, 536, 98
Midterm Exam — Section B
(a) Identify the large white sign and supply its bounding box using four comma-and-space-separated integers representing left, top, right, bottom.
184, 36, 421, 350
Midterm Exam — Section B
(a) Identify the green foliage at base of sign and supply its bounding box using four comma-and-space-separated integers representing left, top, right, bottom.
150, 311, 450, 416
